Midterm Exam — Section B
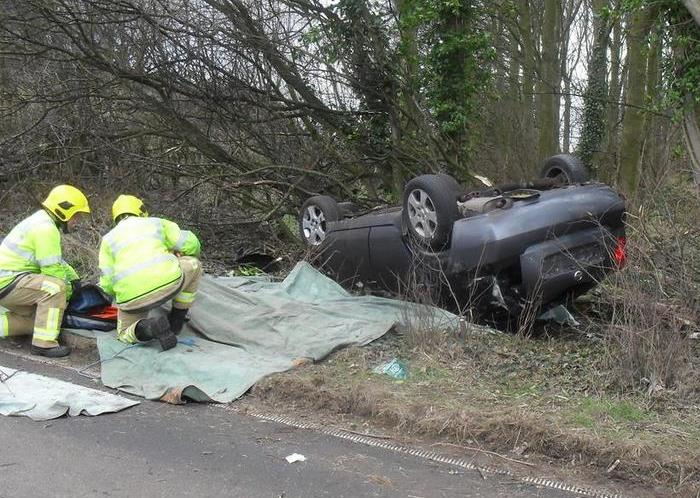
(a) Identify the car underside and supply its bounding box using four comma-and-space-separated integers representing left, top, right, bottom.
298, 154, 627, 327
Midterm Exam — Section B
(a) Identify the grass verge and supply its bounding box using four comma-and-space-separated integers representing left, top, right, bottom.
252, 328, 700, 496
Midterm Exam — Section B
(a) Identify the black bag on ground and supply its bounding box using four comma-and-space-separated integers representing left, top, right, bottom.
62, 284, 117, 331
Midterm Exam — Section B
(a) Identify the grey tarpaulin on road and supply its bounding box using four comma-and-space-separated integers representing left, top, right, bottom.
98, 262, 457, 403
0, 366, 139, 420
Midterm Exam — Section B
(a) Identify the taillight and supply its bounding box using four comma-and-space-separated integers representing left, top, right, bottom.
613, 236, 627, 268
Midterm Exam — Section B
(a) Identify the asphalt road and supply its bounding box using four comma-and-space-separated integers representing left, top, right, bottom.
0, 351, 571, 498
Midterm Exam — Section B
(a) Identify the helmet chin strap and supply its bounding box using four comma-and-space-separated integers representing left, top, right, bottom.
42, 207, 69, 232
114, 213, 136, 225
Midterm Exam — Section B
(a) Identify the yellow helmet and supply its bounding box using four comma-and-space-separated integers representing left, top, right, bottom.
112, 194, 147, 222
42, 185, 91, 222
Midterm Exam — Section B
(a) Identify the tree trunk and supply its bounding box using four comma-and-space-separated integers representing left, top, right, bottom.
563, 74, 571, 153
683, 96, 700, 194
682, 0, 700, 25
504, 30, 521, 166
605, 12, 623, 182
618, 7, 652, 196
559, 2, 572, 154
518, 0, 537, 166
678, 1, 700, 192
578, 0, 609, 175
536, 0, 560, 160
394, 0, 420, 196
642, 29, 662, 181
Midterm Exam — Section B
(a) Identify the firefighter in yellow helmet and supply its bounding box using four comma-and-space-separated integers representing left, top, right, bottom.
98, 195, 202, 350
0, 185, 91, 357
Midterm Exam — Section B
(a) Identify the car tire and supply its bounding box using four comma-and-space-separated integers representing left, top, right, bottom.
436, 173, 461, 191
402, 175, 461, 250
299, 195, 340, 246
337, 201, 360, 217
540, 154, 590, 184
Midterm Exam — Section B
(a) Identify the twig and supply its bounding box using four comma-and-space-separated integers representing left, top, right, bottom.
607, 459, 621, 473
0, 368, 20, 395
430, 442, 536, 467
0, 367, 19, 383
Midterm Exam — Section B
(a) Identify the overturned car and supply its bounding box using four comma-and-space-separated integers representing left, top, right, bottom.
298, 155, 627, 326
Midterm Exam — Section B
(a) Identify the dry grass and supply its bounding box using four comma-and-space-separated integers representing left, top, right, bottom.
397, 253, 464, 349
598, 179, 700, 397
253, 330, 700, 495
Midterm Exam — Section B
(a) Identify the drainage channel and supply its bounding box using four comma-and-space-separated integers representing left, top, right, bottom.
228, 407, 631, 498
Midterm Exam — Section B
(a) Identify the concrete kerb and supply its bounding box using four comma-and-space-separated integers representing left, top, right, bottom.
0, 328, 103, 374
61, 328, 102, 351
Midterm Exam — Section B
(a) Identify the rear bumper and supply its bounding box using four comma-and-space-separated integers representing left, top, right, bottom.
520, 227, 622, 304
446, 184, 625, 274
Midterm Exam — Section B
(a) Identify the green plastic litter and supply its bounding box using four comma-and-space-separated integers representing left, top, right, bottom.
373, 358, 408, 380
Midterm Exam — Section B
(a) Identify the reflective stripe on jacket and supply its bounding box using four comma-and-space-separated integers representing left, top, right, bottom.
0, 210, 78, 294
98, 216, 201, 304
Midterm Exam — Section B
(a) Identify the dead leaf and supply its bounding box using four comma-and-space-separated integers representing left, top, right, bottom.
292, 357, 313, 367
367, 474, 393, 487
160, 386, 186, 404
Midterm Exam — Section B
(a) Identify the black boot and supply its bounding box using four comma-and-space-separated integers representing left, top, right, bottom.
30, 344, 71, 358
168, 308, 189, 335
135, 316, 177, 351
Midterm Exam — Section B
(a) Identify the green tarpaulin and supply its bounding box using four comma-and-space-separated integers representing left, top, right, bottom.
0, 366, 139, 420
98, 262, 457, 403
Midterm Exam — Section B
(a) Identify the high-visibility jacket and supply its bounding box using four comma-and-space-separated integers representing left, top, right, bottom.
0, 210, 79, 294
98, 216, 201, 304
